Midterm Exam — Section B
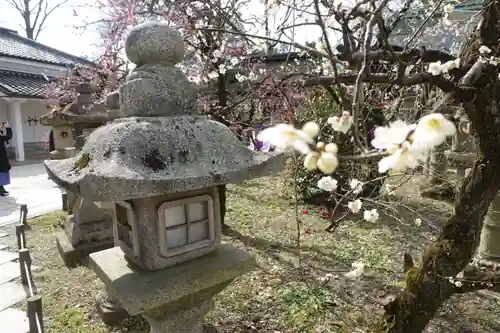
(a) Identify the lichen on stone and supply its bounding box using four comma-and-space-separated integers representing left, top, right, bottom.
75, 153, 91, 169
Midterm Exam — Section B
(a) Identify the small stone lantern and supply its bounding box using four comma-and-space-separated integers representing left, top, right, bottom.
45, 21, 284, 330
43, 83, 119, 267
40, 107, 77, 213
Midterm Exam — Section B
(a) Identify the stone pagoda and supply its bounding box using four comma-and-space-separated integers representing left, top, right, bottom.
44, 21, 284, 330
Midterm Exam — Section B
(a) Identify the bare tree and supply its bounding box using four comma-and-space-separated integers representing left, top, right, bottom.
3, 0, 72, 40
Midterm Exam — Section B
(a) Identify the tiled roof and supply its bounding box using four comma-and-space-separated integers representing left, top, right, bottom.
0, 27, 94, 66
389, 12, 479, 56
0, 69, 54, 98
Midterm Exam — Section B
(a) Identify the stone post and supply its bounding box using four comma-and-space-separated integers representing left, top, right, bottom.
421, 142, 454, 199
44, 21, 285, 329
429, 143, 448, 186
477, 194, 500, 266
445, 120, 477, 193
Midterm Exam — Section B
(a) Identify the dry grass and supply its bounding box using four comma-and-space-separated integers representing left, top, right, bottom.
1, 173, 500, 333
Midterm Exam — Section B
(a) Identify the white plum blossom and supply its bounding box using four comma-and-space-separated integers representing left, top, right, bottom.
378, 141, 426, 173
317, 152, 338, 174
316, 43, 327, 51
428, 61, 443, 76
230, 57, 240, 66
302, 121, 320, 138
235, 73, 246, 82
303, 151, 339, 174
324, 143, 338, 154
385, 184, 396, 195
479, 45, 492, 54
348, 199, 362, 213
304, 142, 339, 174
442, 58, 460, 73
350, 179, 363, 194
412, 113, 456, 149
317, 176, 338, 192
371, 114, 456, 174
328, 111, 353, 134
304, 152, 319, 171
318, 272, 335, 282
363, 209, 379, 222
207, 71, 218, 79
218, 64, 227, 74
345, 261, 365, 279
258, 124, 312, 154
447, 276, 463, 288
371, 120, 417, 151
443, 4, 454, 14
212, 49, 222, 61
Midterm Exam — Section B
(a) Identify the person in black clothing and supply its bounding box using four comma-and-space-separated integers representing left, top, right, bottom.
49, 129, 55, 153
0, 122, 13, 196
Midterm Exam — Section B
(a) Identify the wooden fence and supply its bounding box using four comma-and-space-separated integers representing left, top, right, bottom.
15, 204, 44, 333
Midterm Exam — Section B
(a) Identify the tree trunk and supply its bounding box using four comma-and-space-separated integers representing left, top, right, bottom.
375, 1, 500, 330
376, 159, 500, 332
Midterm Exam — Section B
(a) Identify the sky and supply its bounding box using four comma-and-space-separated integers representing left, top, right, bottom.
0, 0, 105, 59
0, 0, 462, 61
0, 0, 326, 61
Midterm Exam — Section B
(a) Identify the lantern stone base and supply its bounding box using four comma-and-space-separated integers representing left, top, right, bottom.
56, 207, 114, 267
61, 190, 78, 214
56, 231, 114, 267
95, 289, 130, 324
89, 244, 255, 331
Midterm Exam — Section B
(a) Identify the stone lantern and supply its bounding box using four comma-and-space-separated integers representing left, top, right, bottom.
44, 21, 284, 330
40, 107, 76, 160
40, 106, 78, 217
44, 85, 120, 267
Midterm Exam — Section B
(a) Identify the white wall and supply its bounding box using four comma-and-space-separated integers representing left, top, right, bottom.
0, 98, 51, 145
19, 100, 51, 143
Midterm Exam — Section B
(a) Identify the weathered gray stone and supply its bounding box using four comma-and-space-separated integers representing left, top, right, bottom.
44, 83, 118, 265
120, 66, 197, 117
478, 194, 500, 262
115, 187, 222, 270
48, 21, 282, 331
429, 143, 448, 186
125, 21, 185, 67
45, 115, 284, 201
56, 187, 114, 267
446, 120, 478, 191
89, 244, 255, 314
94, 288, 129, 324
451, 121, 476, 153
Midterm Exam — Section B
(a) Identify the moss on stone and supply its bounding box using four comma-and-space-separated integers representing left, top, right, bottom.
75, 153, 91, 169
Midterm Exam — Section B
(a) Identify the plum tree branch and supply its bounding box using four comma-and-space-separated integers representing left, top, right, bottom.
454, 265, 500, 293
